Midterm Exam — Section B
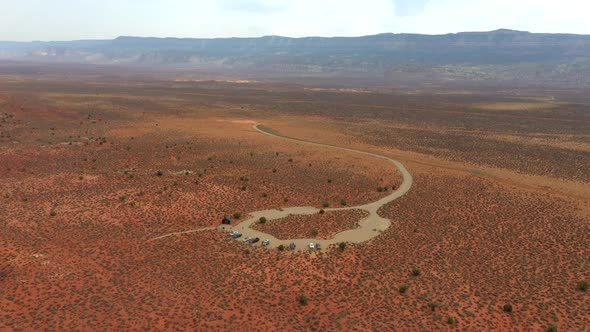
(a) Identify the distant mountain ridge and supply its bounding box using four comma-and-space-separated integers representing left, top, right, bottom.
1, 29, 589, 86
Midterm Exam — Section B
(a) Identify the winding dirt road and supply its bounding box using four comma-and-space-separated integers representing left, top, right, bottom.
154, 124, 413, 250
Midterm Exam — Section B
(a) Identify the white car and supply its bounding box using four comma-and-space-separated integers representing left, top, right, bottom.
262, 239, 270, 246
243, 237, 252, 242
309, 242, 315, 249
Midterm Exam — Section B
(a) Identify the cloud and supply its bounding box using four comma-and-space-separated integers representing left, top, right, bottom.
217, 0, 285, 13
392, 0, 432, 16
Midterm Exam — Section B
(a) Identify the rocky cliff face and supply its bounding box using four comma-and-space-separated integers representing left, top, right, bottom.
1, 30, 589, 85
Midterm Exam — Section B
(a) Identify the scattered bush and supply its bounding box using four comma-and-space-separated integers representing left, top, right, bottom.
399, 285, 409, 293
319, 209, 325, 214
323, 201, 330, 208
284, 198, 289, 203
339, 242, 347, 251
340, 199, 347, 206
261, 193, 268, 198
233, 213, 242, 219
503, 304, 513, 313
311, 230, 318, 236
377, 187, 384, 192
577, 280, 589, 292
547, 325, 557, 332
272, 169, 277, 173
327, 179, 332, 183
447, 316, 455, 325
428, 302, 438, 311
278, 245, 285, 251
49, 210, 56, 217
241, 186, 247, 191
156, 170, 163, 176
259, 217, 267, 224
411, 267, 421, 276
119, 195, 127, 202
298, 295, 308, 305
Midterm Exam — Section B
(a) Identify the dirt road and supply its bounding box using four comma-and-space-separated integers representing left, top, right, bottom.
154, 124, 413, 250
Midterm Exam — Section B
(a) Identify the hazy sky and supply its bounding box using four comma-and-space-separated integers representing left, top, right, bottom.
1, 0, 589, 41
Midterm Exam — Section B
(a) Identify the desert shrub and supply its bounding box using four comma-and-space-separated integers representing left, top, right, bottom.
377, 187, 384, 192
156, 170, 163, 176
79, 176, 84, 180
241, 186, 247, 191
327, 179, 332, 183
233, 213, 242, 219
339, 242, 347, 251
577, 280, 589, 292
284, 198, 289, 203
49, 210, 56, 217
428, 302, 438, 311
447, 316, 455, 325
288, 158, 293, 162
411, 267, 421, 276
323, 201, 330, 208
319, 209, 325, 214
384, 186, 389, 191
298, 295, 308, 305
259, 217, 267, 224
311, 230, 318, 236
399, 285, 409, 293
340, 199, 347, 206
244, 249, 250, 255
278, 245, 285, 251
547, 325, 557, 332
185, 171, 190, 175
119, 195, 127, 202
261, 193, 268, 198
272, 169, 277, 173
173, 181, 178, 186
503, 304, 513, 313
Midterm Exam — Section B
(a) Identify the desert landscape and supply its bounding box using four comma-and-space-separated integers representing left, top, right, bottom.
0, 60, 588, 331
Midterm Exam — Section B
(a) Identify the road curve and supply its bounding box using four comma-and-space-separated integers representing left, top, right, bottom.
153, 124, 413, 250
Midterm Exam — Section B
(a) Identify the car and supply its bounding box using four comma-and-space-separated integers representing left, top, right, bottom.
309, 242, 315, 249
289, 242, 296, 250
243, 237, 252, 242
251, 238, 260, 243
230, 230, 242, 238
262, 239, 270, 246
315, 243, 321, 250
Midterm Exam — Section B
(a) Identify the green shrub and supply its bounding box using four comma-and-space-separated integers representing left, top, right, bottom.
547, 325, 557, 332
377, 187, 384, 192
323, 201, 330, 208
327, 179, 332, 183
284, 198, 289, 203
399, 285, 409, 293
233, 213, 242, 219
119, 195, 127, 202
503, 304, 513, 313
49, 210, 57, 217
428, 302, 437, 311
259, 217, 267, 224
447, 316, 455, 325
261, 193, 268, 198
156, 170, 163, 176
298, 295, 308, 305
319, 209, 325, 214
278, 245, 285, 251
577, 280, 589, 292
411, 267, 421, 276
340, 199, 347, 206
311, 230, 318, 236
241, 186, 247, 191
339, 242, 347, 251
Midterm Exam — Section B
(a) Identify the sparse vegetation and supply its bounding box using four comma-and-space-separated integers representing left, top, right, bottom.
577, 280, 589, 292
411, 267, 421, 276
259, 217, 267, 224
503, 304, 513, 313
233, 212, 242, 219
399, 285, 409, 293
298, 295, 308, 305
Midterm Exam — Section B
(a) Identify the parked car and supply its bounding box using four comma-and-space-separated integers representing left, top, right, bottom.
243, 237, 252, 242
315, 243, 321, 250
262, 239, 270, 246
309, 242, 315, 249
251, 238, 260, 243
289, 242, 296, 250
230, 231, 242, 238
